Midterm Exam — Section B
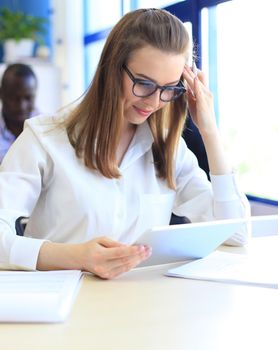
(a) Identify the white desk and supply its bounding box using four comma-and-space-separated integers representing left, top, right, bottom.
1, 235, 278, 350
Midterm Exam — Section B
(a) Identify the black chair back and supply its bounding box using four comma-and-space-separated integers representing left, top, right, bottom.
15, 216, 29, 236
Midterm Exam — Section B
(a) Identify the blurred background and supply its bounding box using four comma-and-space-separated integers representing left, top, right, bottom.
0, 0, 277, 212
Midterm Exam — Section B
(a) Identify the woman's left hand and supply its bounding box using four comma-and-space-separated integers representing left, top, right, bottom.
182, 65, 217, 136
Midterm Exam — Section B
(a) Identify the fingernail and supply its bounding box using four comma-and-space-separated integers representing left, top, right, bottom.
146, 247, 152, 256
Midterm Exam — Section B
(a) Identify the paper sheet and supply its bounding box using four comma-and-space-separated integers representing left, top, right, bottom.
166, 251, 278, 288
0, 270, 82, 323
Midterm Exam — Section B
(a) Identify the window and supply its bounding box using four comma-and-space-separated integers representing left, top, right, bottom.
137, 0, 181, 8
83, 0, 123, 86
201, 0, 278, 201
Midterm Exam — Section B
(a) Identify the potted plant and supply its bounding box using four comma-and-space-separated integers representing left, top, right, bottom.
0, 8, 48, 62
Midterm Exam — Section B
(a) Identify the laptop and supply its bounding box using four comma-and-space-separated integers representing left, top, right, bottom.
136, 218, 248, 267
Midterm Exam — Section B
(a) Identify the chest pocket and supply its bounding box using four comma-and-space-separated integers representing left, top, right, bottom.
137, 193, 175, 234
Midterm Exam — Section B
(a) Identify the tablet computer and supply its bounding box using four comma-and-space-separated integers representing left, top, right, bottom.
136, 218, 248, 267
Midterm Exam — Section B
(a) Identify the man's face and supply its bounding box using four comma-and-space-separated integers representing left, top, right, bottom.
1, 75, 37, 123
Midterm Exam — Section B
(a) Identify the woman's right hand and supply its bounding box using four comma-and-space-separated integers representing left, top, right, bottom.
183, 65, 217, 136
80, 236, 152, 279
37, 237, 152, 279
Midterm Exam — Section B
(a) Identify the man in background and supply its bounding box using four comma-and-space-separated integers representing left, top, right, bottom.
0, 63, 38, 163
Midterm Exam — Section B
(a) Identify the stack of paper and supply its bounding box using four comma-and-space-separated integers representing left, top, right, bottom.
0, 270, 82, 323
166, 251, 278, 288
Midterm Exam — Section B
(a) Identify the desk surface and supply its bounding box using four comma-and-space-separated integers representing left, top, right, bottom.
1, 236, 278, 350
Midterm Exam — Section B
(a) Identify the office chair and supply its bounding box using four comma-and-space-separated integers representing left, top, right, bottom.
15, 216, 29, 236
169, 116, 210, 225
170, 213, 191, 225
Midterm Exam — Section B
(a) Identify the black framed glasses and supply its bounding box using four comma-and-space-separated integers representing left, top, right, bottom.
123, 65, 186, 102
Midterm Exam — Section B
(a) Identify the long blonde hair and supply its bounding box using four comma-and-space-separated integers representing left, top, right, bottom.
65, 8, 190, 189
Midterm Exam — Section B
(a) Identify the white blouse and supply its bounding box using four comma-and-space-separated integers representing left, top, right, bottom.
0, 114, 250, 270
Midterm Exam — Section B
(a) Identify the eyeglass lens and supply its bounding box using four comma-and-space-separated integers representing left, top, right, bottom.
133, 80, 184, 102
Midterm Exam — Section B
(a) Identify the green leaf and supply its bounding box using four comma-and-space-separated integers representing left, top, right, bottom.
0, 8, 48, 43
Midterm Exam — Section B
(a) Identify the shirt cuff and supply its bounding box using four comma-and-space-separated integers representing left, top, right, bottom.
210, 172, 241, 202
9, 236, 46, 270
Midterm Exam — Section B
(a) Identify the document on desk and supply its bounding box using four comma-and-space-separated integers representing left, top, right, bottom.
0, 270, 82, 323
166, 251, 278, 289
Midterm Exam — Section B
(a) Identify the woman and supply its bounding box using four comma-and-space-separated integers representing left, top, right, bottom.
0, 8, 249, 278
